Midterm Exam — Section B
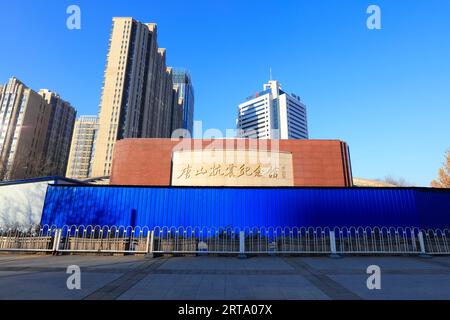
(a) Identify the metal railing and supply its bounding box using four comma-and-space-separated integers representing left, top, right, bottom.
152, 227, 240, 254
0, 225, 57, 252
334, 227, 422, 254
0, 225, 448, 256
243, 227, 332, 254
422, 229, 450, 255
56, 225, 151, 254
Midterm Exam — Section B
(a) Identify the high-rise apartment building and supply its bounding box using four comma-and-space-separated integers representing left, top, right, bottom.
237, 80, 308, 139
172, 70, 195, 136
0, 78, 77, 181
170, 86, 184, 136
39, 89, 76, 177
0, 78, 51, 180
91, 18, 188, 177
66, 115, 98, 179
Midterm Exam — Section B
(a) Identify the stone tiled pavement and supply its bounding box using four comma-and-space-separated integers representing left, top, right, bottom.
0, 254, 448, 300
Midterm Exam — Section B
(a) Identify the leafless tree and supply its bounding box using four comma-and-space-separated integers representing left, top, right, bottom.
431, 148, 450, 188
1, 151, 58, 181
379, 175, 412, 187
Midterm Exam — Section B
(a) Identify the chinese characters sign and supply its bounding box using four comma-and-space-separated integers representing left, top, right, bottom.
172, 150, 294, 187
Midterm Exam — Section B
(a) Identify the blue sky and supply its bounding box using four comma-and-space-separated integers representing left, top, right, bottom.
1, 0, 449, 186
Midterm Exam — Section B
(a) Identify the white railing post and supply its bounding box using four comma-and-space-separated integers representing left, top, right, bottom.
329, 230, 340, 258
148, 230, 154, 253
145, 230, 155, 258
52, 229, 62, 255
418, 231, 429, 257
239, 231, 246, 259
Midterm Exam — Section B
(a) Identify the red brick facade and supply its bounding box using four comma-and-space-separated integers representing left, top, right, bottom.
110, 139, 353, 187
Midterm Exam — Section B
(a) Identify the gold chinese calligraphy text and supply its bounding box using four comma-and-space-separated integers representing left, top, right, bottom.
172, 150, 294, 187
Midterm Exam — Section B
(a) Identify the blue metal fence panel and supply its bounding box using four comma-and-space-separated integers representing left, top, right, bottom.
414, 189, 450, 229
41, 186, 450, 229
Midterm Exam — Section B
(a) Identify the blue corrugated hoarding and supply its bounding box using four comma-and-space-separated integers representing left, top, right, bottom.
41, 185, 450, 229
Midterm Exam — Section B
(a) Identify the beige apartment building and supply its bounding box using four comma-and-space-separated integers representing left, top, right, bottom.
91, 17, 184, 177
0, 78, 52, 180
66, 115, 98, 179
0, 78, 77, 181
39, 89, 76, 177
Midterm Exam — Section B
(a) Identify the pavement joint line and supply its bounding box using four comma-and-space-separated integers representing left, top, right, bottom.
282, 258, 363, 300
416, 257, 450, 269
83, 258, 169, 300
0, 271, 45, 279
0, 266, 449, 276
0, 256, 46, 264
319, 269, 450, 275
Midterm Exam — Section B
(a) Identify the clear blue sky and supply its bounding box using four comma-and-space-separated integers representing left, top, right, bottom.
1, 0, 449, 186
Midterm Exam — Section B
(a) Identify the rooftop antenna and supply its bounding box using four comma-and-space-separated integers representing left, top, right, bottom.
269, 67, 273, 81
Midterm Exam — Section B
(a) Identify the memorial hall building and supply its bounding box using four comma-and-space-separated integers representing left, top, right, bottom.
37, 138, 449, 230
109, 139, 353, 187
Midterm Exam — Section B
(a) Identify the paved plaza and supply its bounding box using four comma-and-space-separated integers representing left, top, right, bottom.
0, 253, 449, 300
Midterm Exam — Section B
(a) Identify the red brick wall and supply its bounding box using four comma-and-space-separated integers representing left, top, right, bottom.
110, 139, 353, 187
